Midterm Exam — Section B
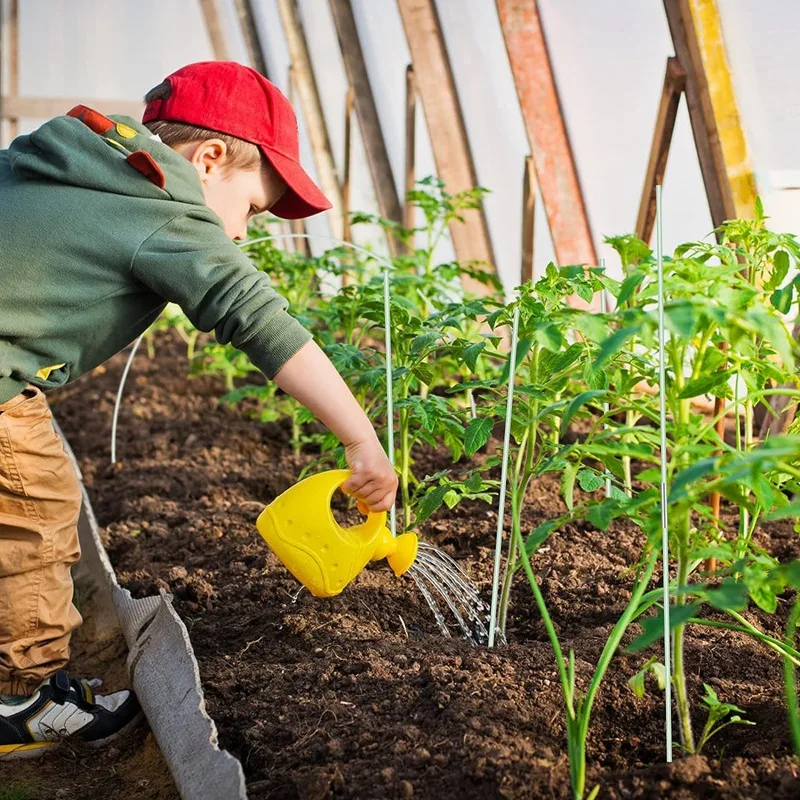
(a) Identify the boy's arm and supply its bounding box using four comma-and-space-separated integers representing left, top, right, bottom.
131, 210, 310, 378
274, 340, 397, 512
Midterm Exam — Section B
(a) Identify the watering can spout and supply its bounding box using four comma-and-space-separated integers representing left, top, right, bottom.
256, 470, 418, 598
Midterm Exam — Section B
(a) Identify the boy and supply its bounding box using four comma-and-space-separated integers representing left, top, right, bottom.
0, 61, 397, 757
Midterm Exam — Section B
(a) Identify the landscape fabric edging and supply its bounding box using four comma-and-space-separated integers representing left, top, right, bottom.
55, 418, 248, 800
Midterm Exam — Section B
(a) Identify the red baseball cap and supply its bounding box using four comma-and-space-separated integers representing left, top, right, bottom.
143, 61, 331, 219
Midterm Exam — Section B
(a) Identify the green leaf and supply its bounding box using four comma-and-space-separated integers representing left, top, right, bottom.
534, 324, 564, 353
769, 249, 791, 290
594, 325, 641, 368
525, 519, 559, 555
706, 579, 748, 611
443, 489, 460, 510
669, 457, 717, 502
664, 301, 698, 338
561, 461, 579, 511
559, 389, 605, 437
771, 283, 794, 314
628, 657, 666, 699
748, 581, 778, 614
587, 500, 614, 531
462, 341, 486, 372
464, 472, 484, 493
629, 602, 700, 652
500, 338, 533, 382
464, 417, 493, 456
677, 371, 731, 399
411, 364, 434, 385
415, 485, 449, 524
578, 469, 605, 493
617, 273, 645, 306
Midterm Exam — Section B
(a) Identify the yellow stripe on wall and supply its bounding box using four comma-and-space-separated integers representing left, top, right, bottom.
688, 0, 758, 219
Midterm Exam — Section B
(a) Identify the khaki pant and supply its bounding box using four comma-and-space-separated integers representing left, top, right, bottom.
0, 387, 82, 696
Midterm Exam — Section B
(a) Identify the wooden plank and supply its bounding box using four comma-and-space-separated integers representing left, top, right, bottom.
277, 0, 344, 240
521, 156, 536, 283
403, 65, 416, 235
687, 0, 757, 219
3, 0, 20, 141
396, 0, 496, 291
328, 0, 403, 250
636, 57, 686, 243
663, 0, 735, 227
1, 96, 143, 120
342, 87, 355, 244
233, 0, 269, 77
496, 0, 596, 268
199, 0, 230, 61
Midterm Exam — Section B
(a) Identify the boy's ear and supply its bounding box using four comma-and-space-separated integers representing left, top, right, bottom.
188, 139, 229, 178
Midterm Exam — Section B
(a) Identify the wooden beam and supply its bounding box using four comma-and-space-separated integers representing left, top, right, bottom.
277, 0, 344, 240
286, 67, 310, 259
1, 96, 143, 120
685, 0, 757, 219
521, 156, 536, 283
636, 57, 686, 243
403, 65, 416, 235
663, 0, 735, 227
328, 0, 403, 250
233, 0, 269, 77
396, 0, 496, 290
3, 0, 20, 142
496, 0, 596, 268
199, 0, 230, 61
342, 86, 355, 244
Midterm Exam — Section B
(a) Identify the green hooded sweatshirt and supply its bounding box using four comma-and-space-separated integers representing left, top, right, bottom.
0, 111, 312, 405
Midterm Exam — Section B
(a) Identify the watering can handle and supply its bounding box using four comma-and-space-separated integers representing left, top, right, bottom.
327, 469, 388, 538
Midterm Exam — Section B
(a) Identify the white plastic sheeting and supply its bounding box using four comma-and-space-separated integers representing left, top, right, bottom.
3, 0, 799, 283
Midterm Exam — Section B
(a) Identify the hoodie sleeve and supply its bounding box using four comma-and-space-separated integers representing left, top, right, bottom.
131, 211, 312, 378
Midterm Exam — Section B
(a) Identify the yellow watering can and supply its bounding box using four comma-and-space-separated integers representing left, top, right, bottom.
256, 469, 418, 598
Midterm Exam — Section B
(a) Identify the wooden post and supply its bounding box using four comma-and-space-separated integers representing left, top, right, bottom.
663, 0, 736, 227
403, 65, 416, 241
342, 87, 355, 244
636, 58, 686, 244
521, 156, 536, 284
403, 64, 416, 252
277, 0, 344, 241
232, 0, 269, 77
397, 0, 496, 292
199, 0, 230, 61
328, 0, 402, 254
3, 0, 20, 142
286, 66, 310, 259
496, 0, 596, 269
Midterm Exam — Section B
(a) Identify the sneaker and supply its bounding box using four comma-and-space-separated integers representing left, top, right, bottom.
0, 670, 142, 759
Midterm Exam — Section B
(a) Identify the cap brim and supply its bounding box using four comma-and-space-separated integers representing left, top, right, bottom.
261, 146, 332, 220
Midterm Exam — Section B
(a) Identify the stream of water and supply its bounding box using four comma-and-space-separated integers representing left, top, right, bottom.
407, 541, 499, 646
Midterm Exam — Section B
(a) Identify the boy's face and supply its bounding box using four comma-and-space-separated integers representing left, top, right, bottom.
180, 140, 287, 240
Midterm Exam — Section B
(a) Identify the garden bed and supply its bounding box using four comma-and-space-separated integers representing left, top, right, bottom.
51, 333, 800, 799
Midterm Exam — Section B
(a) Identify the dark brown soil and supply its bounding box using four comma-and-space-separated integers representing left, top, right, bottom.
50, 331, 800, 799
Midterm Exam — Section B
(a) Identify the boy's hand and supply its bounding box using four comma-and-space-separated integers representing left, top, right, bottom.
342, 436, 398, 514
273, 341, 398, 513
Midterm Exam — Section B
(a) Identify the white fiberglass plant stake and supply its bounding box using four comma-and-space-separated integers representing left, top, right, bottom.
599, 258, 612, 499
488, 300, 521, 648
656, 185, 673, 763
383, 266, 397, 537
111, 234, 399, 534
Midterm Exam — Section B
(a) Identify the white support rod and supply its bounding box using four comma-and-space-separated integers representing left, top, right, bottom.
383, 267, 397, 537
488, 302, 521, 648
599, 257, 612, 499
656, 185, 673, 763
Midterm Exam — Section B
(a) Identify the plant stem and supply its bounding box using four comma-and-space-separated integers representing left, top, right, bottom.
671, 341, 696, 753
785, 595, 800, 755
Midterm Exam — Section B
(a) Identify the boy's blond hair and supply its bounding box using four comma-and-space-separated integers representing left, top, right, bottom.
143, 81, 262, 171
